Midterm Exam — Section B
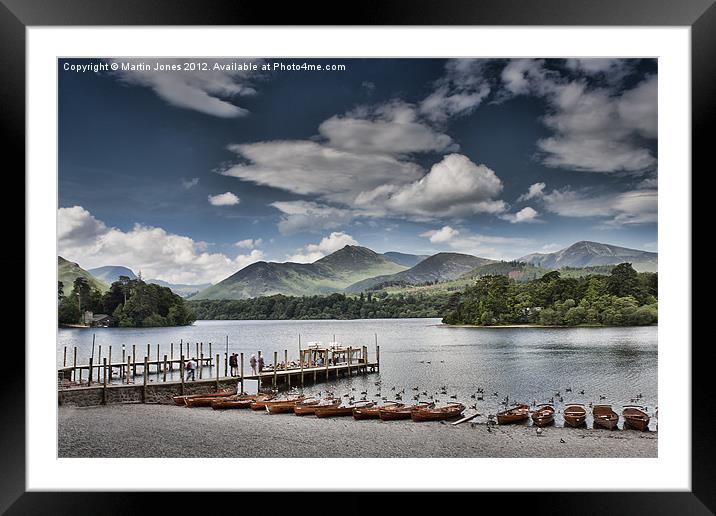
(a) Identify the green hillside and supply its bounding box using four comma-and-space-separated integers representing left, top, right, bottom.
191, 245, 407, 300
58, 256, 108, 295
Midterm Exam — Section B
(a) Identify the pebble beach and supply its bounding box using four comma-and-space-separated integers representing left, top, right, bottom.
58, 404, 657, 458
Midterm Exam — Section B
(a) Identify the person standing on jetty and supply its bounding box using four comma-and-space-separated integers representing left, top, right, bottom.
185, 357, 196, 381
250, 354, 257, 375
258, 353, 265, 374
229, 353, 238, 377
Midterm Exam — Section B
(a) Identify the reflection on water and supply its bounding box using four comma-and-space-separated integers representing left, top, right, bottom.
58, 319, 657, 429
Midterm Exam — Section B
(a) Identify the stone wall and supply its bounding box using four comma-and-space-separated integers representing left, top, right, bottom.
58, 378, 243, 407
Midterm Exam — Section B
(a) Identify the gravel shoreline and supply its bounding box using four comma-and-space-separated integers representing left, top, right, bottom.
58, 404, 657, 458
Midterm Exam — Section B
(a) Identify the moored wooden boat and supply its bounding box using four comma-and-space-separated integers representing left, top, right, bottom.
265, 396, 306, 414
185, 395, 231, 407
563, 404, 587, 427
353, 402, 403, 420
622, 405, 650, 431
496, 404, 530, 425
294, 398, 339, 416
252, 394, 303, 412
411, 403, 465, 422
593, 404, 619, 430
315, 401, 375, 418
531, 404, 555, 427
172, 389, 235, 406
379, 402, 434, 421
211, 394, 263, 410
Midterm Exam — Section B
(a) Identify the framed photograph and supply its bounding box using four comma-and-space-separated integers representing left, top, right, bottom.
6, 0, 710, 512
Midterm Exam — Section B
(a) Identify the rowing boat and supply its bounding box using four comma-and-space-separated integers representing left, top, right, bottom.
353, 403, 403, 420
211, 394, 266, 410
266, 396, 306, 414
172, 389, 234, 406
496, 404, 529, 425
294, 398, 339, 416
563, 404, 587, 427
531, 404, 555, 427
411, 403, 465, 422
593, 404, 619, 430
379, 402, 434, 421
622, 405, 650, 431
315, 401, 375, 418
253, 395, 304, 411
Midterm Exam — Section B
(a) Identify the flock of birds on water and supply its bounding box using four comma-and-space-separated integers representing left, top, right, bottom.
284, 358, 654, 431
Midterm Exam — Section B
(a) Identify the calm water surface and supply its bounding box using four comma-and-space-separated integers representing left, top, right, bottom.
58, 319, 657, 429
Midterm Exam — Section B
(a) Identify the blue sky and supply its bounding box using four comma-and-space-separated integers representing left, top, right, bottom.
58, 58, 657, 284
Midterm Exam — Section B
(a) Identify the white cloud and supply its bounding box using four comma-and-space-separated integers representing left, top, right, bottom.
235, 238, 262, 248
542, 187, 657, 225
110, 58, 261, 118
420, 225, 459, 243
319, 101, 454, 155
222, 140, 424, 204
286, 232, 358, 263
517, 182, 546, 202
270, 200, 355, 235
365, 153, 506, 218
419, 225, 533, 260
565, 59, 634, 85
500, 60, 657, 173
58, 206, 264, 284
420, 59, 492, 123
181, 177, 199, 189
208, 192, 240, 206
500, 206, 540, 224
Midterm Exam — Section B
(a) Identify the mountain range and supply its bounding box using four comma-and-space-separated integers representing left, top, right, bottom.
58, 256, 108, 295
518, 241, 657, 272
191, 246, 408, 300
58, 240, 657, 302
344, 253, 494, 293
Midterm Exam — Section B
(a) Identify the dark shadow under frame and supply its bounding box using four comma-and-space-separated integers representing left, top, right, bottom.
1, 0, 709, 513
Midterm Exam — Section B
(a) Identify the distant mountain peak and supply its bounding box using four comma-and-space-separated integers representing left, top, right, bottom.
518, 241, 657, 272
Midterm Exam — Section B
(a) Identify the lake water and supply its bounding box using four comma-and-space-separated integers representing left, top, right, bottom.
58, 318, 657, 429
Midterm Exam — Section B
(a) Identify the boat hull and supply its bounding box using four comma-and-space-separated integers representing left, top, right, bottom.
531, 405, 555, 427
622, 407, 650, 431
496, 404, 530, 425
316, 403, 375, 418
411, 403, 465, 422
563, 405, 587, 427
593, 405, 619, 430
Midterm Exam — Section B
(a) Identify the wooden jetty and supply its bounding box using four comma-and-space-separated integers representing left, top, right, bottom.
57, 339, 380, 393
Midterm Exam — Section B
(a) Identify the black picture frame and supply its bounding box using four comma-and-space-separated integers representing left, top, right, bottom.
3, 0, 708, 513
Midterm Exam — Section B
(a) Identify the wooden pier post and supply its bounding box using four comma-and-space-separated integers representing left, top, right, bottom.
195, 342, 199, 361
348, 346, 352, 376
108, 346, 112, 381
63, 346, 67, 367
224, 336, 228, 377
163, 355, 168, 382
215, 353, 220, 390
121, 346, 126, 379
299, 340, 304, 386
102, 358, 107, 405
325, 349, 329, 380
199, 352, 204, 379
143, 356, 148, 403
273, 351, 278, 388
285, 349, 290, 388
257, 350, 262, 389
156, 344, 160, 375
126, 356, 131, 384
88, 357, 93, 386
376, 343, 380, 373
180, 355, 185, 395
72, 347, 77, 383
170, 342, 174, 371
146, 344, 151, 372
132, 345, 136, 378
240, 352, 244, 394
98, 345, 102, 375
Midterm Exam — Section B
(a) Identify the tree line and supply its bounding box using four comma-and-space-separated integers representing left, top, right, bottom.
58, 276, 195, 327
442, 263, 657, 326
188, 291, 449, 320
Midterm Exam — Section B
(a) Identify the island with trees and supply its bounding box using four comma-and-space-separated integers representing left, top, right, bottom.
58, 275, 195, 327
441, 263, 657, 327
